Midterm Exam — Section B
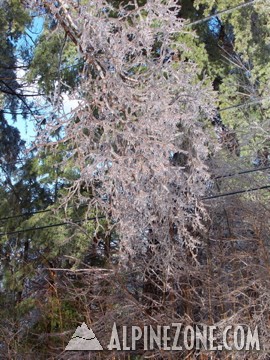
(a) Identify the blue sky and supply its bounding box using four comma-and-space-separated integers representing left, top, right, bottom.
6, 16, 44, 145
6, 16, 80, 146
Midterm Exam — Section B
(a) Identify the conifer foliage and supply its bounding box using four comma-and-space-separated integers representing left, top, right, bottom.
2, 1, 270, 358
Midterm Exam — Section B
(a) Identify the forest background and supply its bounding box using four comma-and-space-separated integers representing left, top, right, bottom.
0, 0, 270, 359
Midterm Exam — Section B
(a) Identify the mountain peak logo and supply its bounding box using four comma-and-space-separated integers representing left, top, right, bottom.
65, 322, 103, 351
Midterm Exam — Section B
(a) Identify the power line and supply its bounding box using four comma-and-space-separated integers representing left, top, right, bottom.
1, 11, 269, 224
219, 97, 269, 112
0, 208, 52, 222
214, 165, 270, 180
185, 0, 259, 28
202, 184, 270, 200
0, 204, 89, 222
0, 162, 270, 222
3, 156, 270, 177
1, 182, 270, 236
0, 215, 105, 237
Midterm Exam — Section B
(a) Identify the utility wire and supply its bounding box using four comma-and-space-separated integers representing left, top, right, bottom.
202, 184, 270, 200
185, 0, 260, 27
0, 163, 270, 222
1, 182, 270, 236
214, 165, 270, 180
4, 95, 268, 121
0, 204, 89, 222
219, 97, 269, 113
0, 208, 53, 222
0, 215, 106, 237
2, 155, 270, 177
0, 0, 268, 232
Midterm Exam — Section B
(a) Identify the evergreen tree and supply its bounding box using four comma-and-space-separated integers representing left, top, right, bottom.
1, 1, 270, 358
0, 0, 33, 116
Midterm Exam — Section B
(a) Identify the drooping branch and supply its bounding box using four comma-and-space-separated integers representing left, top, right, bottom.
25, 0, 216, 265
41, 0, 106, 79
